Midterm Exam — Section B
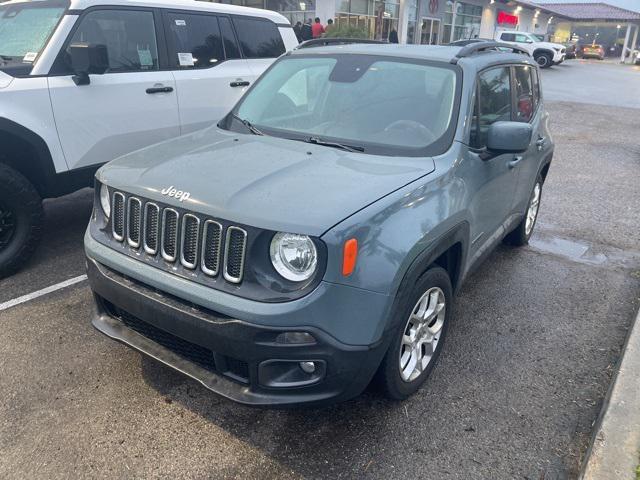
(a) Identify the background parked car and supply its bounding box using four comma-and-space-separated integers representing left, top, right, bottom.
582, 44, 605, 60
494, 30, 566, 68
0, 0, 298, 278
564, 43, 578, 59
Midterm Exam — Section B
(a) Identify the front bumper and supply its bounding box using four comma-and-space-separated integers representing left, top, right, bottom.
87, 257, 389, 407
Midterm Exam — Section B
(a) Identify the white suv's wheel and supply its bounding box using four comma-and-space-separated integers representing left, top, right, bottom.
535, 52, 553, 68
0, 163, 43, 278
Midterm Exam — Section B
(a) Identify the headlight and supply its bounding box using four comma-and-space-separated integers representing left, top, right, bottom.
270, 232, 317, 282
99, 183, 111, 218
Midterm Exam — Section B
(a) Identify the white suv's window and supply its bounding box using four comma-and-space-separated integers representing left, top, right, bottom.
232, 17, 285, 59
65, 9, 159, 73
0, 1, 66, 61
164, 12, 224, 69
501, 32, 532, 43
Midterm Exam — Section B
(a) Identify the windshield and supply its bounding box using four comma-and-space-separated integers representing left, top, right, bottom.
0, 1, 67, 63
230, 55, 459, 156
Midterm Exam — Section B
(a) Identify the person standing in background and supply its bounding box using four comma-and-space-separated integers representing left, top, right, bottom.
293, 21, 303, 42
389, 29, 399, 43
325, 18, 334, 34
311, 17, 325, 38
301, 18, 313, 41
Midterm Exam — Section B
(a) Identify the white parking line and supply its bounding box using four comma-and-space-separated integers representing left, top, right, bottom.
0, 275, 88, 312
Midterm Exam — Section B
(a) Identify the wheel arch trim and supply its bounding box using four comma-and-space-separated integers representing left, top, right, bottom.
385, 221, 470, 332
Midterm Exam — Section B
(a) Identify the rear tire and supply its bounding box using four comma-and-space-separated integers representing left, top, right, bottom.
504, 173, 543, 247
0, 163, 43, 278
376, 267, 452, 400
535, 52, 553, 68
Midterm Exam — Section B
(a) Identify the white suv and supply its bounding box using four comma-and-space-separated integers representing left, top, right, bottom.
495, 30, 565, 68
0, 0, 297, 277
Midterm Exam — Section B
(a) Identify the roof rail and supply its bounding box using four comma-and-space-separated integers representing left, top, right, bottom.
450, 41, 530, 64
295, 38, 386, 50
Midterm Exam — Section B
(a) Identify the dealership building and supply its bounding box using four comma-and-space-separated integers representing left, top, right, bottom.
212, 0, 554, 44
210, 0, 639, 57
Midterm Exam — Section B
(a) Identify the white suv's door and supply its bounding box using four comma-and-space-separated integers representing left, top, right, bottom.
162, 12, 255, 134
48, 8, 180, 170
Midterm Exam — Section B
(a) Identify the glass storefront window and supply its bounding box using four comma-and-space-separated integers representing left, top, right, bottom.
264, 0, 315, 25
442, 0, 481, 43
333, 0, 398, 40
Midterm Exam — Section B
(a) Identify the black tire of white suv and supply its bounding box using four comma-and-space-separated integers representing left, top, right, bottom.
534, 52, 553, 69
0, 163, 43, 278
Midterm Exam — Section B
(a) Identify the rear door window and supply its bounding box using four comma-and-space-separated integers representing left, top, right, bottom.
470, 66, 512, 148
513, 65, 534, 122
218, 16, 240, 59
164, 12, 224, 69
531, 66, 540, 110
232, 17, 285, 59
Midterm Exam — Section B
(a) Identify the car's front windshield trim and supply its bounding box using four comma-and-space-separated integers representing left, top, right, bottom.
221, 53, 463, 158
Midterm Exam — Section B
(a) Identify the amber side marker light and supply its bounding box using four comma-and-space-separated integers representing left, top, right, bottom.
342, 238, 358, 276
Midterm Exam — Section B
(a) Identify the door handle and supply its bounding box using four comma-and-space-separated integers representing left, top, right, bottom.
230, 80, 250, 87
146, 86, 173, 94
508, 156, 523, 169
536, 137, 546, 151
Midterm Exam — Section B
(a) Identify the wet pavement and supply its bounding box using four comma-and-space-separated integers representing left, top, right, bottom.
1, 62, 639, 479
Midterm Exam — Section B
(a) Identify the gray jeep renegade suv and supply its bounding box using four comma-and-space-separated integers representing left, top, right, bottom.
85, 42, 553, 406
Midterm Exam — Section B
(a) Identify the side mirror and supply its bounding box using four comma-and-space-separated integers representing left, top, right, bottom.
486, 121, 533, 154
68, 43, 109, 86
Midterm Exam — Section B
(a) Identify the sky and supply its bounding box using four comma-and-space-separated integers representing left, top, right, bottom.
534, 0, 640, 13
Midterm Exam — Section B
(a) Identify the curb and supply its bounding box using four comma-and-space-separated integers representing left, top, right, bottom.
580, 305, 640, 480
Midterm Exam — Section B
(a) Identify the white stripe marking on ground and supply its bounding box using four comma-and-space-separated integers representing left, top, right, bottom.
0, 275, 88, 312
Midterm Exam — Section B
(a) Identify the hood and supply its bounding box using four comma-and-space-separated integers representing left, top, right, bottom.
538, 41, 564, 50
98, 127, 435, 237
0, 71, 14, 89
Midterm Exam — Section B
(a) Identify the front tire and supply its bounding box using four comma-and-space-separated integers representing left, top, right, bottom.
535, 52, 553, 68
377, 267, 452, 400
0, 163, 43, 278
504, 173, 543, 247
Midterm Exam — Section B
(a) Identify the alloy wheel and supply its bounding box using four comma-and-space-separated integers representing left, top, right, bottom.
0, 203, 16, 251
399, 287, 446, 382
536, 55, 549, 68
525, 182, 541, 236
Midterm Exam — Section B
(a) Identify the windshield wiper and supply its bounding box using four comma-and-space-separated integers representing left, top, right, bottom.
230, 113, 264, 136
305, 136, 365, 153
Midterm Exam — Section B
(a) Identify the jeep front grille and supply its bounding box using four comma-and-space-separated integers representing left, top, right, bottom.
224, 226, 247, 283
112, 192, 125, 241
143, 203, 159, 255
127, 197, 142, 248
201, 220, 222, 276
161, 208, 179, 262
180, 214, 200, 269
109, 191, 247, 285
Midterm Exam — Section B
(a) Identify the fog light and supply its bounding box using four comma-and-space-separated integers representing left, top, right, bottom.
276, 331, 316, 345
300, 361, 316, 373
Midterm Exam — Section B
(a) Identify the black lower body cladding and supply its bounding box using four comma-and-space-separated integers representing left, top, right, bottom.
86, 257, 387, 407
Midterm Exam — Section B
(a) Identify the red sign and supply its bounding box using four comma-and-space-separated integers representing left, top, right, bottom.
429, 0, 438, 14
497, 11, 519, 25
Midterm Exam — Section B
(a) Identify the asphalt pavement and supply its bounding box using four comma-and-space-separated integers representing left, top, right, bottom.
1, 61, 639, 479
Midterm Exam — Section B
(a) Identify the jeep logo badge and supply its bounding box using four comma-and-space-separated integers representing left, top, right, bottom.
161, 186, 191, 202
